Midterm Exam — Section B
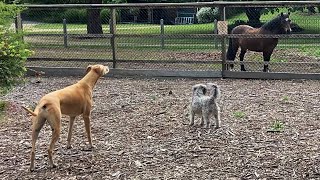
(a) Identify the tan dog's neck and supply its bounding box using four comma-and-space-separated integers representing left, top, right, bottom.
78, 70, 101, 89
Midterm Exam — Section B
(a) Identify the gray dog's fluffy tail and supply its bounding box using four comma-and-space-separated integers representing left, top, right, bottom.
206, 83, 220, 100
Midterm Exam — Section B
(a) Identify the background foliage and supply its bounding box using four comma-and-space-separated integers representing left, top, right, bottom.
196, 7, 219, 24
0, 2, 32, 90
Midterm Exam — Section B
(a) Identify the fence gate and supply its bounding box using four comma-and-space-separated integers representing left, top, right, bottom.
19, 2, 320, 80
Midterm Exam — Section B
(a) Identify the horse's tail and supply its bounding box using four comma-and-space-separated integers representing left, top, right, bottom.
226, 38, 237, 61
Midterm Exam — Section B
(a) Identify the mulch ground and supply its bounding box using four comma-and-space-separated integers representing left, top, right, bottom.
0, 76, 319, 179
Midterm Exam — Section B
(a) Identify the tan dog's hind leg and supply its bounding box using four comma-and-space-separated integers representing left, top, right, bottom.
30, 117, 46, 171
83, 114, 93, 149
46, 111, 61, 168
67, 116, 76, 149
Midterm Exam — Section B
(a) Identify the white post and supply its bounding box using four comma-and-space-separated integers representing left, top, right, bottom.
63, 19, 68, 48
160, 19, 164, 49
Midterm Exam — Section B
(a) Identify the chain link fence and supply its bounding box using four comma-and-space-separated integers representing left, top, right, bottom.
18, 2, 320, 77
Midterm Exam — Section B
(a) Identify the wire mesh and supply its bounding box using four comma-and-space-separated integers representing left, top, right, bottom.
19, 3, 320, 74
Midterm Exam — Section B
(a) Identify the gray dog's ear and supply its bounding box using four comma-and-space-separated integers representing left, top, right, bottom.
192, 86, 197, 92
201, 85, 207, 95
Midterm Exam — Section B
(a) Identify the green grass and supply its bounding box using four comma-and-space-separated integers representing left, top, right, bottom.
31, 23, 215, 35
29, 8, 319, 36
233, 111, 246, 119
271, 57, 288, 63
150, 94, 157, 101
268, 120, 285, 132
298, 44, 320, 58
282, 95, 290, 102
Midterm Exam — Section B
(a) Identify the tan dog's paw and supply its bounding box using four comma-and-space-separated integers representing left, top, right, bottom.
88, 145, 94, 151
66, 143, 72, 149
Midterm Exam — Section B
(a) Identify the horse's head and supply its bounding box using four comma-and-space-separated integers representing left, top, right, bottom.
279, 12, 292, 33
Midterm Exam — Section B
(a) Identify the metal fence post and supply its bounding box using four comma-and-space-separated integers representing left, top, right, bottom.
15, 12, 23, 33
214, 19, 218, 49
15, 12, 24, 41
160, 19, 164, 49
110, 8, 117, 68
63, 19, 68, 48
220, 6, 227, 78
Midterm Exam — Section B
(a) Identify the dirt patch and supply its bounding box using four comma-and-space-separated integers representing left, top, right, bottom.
1, 77, 320, 179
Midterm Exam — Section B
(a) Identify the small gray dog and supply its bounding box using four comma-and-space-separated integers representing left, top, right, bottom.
189, 83, 221, 128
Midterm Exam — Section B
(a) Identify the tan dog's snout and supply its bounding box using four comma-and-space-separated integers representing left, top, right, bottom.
103, 65, 109, 75
86, 64, 109, 76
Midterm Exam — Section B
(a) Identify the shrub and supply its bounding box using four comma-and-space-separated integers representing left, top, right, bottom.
101, 9, 120, 24
23, 9, 64, 23
0, 2, 33, 88
63, 9, 87, 24
196, 7, 219, 24
101, 9, 111, 24
0, 100, 6, 123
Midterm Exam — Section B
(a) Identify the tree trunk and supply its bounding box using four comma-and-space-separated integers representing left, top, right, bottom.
245, 7, 262, 27
87, 0, 103, 34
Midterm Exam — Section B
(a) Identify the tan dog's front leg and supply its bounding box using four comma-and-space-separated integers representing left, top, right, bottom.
30, 118, 46, 171
67, 116, 76, 149
83, 114, 93, 149
83, 116, 93, 149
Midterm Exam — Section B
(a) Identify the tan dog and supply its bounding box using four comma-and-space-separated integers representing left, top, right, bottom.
22, 64, 109, 171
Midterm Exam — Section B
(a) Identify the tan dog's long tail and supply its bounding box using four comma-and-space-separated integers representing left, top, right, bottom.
22, 106, 37, 116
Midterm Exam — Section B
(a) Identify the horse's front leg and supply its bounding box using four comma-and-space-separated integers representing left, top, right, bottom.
239, 49, 247, 71
263, 52, 272, 72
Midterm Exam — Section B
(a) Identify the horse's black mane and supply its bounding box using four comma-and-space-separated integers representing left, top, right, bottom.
261, 14, 289, 34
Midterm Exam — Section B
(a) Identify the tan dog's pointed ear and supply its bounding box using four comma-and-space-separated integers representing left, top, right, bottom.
22, 106, 37, 117
86, 65, 92, 74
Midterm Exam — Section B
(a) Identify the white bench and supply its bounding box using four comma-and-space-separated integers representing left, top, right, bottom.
175, 17, 194, 25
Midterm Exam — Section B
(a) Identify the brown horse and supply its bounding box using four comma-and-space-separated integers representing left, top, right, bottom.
227, 12, 292, 72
